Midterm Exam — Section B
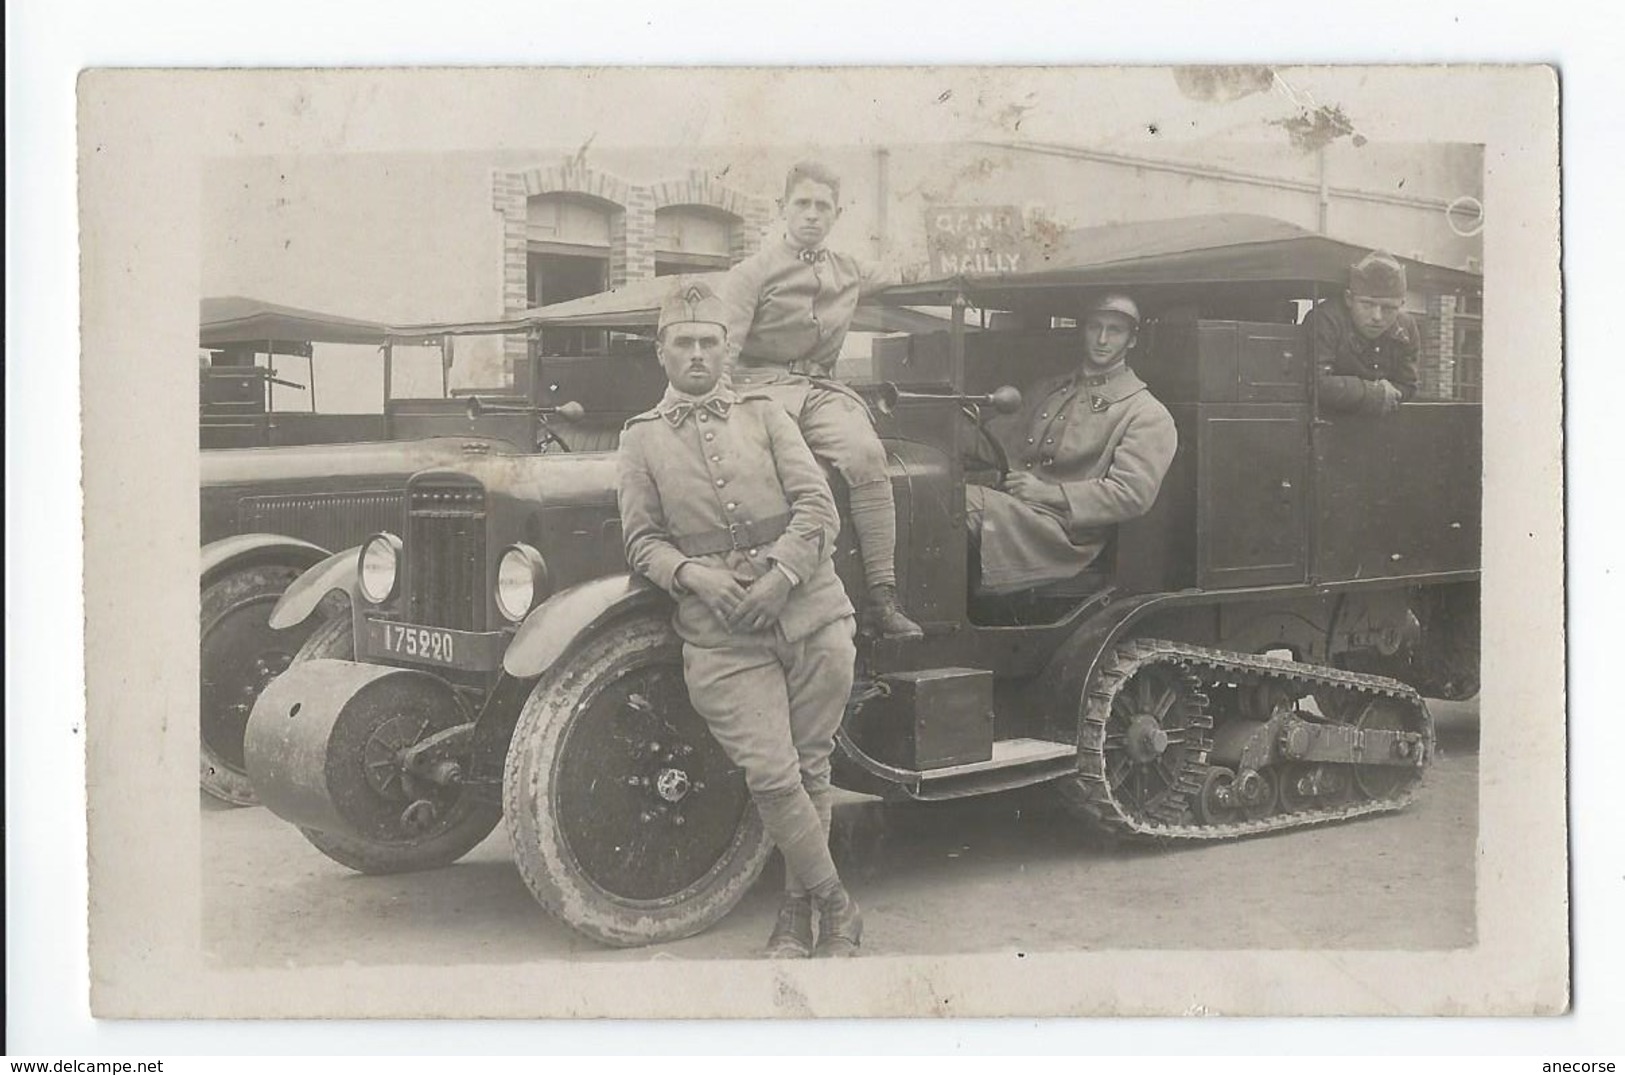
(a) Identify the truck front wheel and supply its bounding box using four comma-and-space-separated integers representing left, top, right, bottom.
199, 564, 317, 806
503, 612, 772, 947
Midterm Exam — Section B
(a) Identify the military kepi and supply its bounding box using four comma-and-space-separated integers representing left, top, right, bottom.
658, 279, 729, 334
1348, 251, 1407, 298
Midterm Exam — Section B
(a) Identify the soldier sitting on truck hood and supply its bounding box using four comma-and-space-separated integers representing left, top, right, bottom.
1307, 250, 1420, 415
716, 160, 924, 641
966, 293, 1178, 595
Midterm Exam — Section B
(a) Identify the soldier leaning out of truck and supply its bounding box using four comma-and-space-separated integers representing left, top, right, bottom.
716, 159, 923, 641
966, 293, 1178, 595
617, 280, 866, 960
1306, 250, 1420, 415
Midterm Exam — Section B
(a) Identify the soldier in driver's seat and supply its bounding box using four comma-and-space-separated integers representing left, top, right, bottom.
965, 293, 1178, 594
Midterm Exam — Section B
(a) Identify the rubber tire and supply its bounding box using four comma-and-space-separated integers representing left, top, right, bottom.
199, 564, 315, 806
291, 611, 502, 875
503, 611, 773, 947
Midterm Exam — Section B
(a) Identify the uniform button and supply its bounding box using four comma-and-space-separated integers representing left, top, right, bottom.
1045, 438, 1054, 445
748, 548, 759, 557
1040, 412, 1049, 419
698, 413, 708, 423
710, 455, 721, 462
1026, 437, 1036, 445
1024, 462, 1034, 470
726, 502, 737, 511
1042, 457, 1054, 466
703, 432, 715, 441
715, 478, 726, 487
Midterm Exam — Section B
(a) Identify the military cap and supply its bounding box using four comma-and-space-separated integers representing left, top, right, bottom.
1348, 251, 1408, 299
1088, 292, 1141, 325
657, 279, 729, 334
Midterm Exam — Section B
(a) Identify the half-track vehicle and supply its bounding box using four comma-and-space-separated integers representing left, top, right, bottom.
242, 215, 1483, 946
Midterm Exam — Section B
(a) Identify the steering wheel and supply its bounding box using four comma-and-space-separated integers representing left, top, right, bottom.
875, 383, 1019, 487
535, 425, 572, 454
961, 404, 1010, 487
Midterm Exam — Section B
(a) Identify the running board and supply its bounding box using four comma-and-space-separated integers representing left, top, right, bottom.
919, 738, 1076, 781
836, 732, 1078, 801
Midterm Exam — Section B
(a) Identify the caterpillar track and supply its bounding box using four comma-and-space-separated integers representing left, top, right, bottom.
1056, 638, 1434, 841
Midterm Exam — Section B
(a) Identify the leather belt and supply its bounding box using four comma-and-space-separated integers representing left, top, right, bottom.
674, 513, 792, 557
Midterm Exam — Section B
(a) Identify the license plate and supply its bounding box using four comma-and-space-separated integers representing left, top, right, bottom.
362, 618, 510, 671
376, 621, 458, 665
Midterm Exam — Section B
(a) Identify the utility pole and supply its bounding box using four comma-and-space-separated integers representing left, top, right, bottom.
875, 147, 892, 261
1317, 145, 1330, 233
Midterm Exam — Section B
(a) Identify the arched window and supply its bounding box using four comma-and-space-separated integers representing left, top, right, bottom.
655, 205, 736, 276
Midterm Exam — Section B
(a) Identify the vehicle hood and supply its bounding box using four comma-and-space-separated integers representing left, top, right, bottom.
200, 437, 523, 486
418, 450, 620, 507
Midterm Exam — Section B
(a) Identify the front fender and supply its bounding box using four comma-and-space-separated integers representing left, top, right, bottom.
267, 545, 361, 630
503, 574, 667, 678
201, 533, 328, 588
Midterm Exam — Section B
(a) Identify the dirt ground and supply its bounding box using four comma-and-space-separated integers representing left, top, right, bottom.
201, 699, 1478, 966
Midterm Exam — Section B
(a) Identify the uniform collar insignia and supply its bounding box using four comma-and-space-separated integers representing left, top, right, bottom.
1065, 363, 1144, 405
784, 236, 828, 264
657, 386, 736, 427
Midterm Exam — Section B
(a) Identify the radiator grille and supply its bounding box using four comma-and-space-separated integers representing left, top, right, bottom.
239, 490, 404, 552
406, 478, 488, 631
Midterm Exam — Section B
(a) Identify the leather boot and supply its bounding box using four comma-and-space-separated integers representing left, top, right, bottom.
811, 882, 863, 958
764, 894, 815, 959
866, 584, 924, 640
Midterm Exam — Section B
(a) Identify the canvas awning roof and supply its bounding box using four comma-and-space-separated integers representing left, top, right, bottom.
873, 213, 1482, 310
515, 273, 961, 335
200, 296, 391, 347
389, 272, 964, 340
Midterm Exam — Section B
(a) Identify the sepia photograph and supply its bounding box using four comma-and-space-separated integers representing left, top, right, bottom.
70, 64, 1564, 1023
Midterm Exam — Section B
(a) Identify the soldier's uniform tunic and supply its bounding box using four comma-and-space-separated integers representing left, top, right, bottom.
618, 383, 856, 894
715, 238, 922, 648
717, 237, 891, 488
1306, 296, 1420, 414
966, 364, 1178, 594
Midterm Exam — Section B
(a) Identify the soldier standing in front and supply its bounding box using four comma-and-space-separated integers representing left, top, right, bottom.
717, 160, 923, 640
618, 280, 865, 958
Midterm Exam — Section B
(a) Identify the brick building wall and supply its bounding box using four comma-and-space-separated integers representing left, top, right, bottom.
490, 170, 530, 327
1417, 292, 1459, 400
489, 160, 773, 386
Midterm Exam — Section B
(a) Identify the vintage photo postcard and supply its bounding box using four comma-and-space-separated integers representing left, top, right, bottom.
78, 65, 1562, 1019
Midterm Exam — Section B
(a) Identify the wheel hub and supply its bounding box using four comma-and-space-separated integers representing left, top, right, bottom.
1194, 766, 1239, 824
1125, 713, 1171, 762
362, 715, 432, 799
550, 659, 755, 903
229, 651, 294, 715
654, 767, 692, 803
